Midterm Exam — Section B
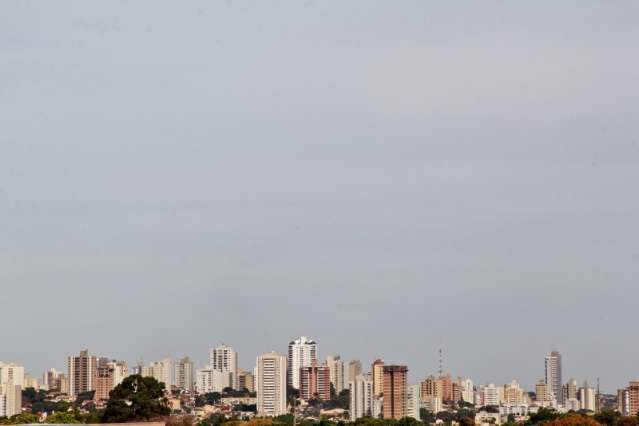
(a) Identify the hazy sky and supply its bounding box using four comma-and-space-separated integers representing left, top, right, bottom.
2, 1, 639, 392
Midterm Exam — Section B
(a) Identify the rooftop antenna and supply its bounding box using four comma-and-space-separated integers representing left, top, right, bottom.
439, 348, 443, 376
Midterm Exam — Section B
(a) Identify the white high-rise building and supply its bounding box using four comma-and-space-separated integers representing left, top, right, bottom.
287, 336, 317, 389
407, 384, 421, 420
210, 345, 238, 390
108, 361, 128, 388
325, 355, 345, 394
461, 378, 474, 404
579, 382, 596, 412
142, 358, 173, 388
175, 357, 194, 391
349, 374, 374, 421
0, 363, 25, 388
256, 352, 287, 417
196, 368, 230, 394
482, 384, 499, 406
0, 383, 21, 418
545, 350, 563, 405
421, 395, 443, 414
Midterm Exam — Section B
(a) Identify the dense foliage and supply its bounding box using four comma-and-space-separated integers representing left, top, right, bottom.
101, 374, 170, 423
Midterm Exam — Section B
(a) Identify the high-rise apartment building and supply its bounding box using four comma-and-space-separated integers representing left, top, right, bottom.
579, 382, 596, 412
422, 395, 443, 414
68, 350, 98, 396
617, 388, 630, 416
175, 357, 194, 391
350, 374, 374, 421
110, 361, 128, 388
299, 364, 331, 401
348, 360, 362, 384
256, 352, 287, 417
44, 369, 68, 394
0, 383, 21, 418
196, 368, 229, 394
210, 345, 238, 390
421, 375, 444, 401
238, 369, 255, 393
287, 337, 317, 390
439, 374, 453, 402
0, 363, 25, 388
536, 379, 554, 405
545, 350, 563, 405
502, 380, 525, 405
325, 355, 345, 394
142, 358, 173, 388
461, 378, 474, 404
382, 365, 407, 420
627, 382, 639, 417
94, 364, 115, 402
372, 359, 384, 397
563, 378, 578, 403
407, 384, 421, 420
481, 384, 499, 406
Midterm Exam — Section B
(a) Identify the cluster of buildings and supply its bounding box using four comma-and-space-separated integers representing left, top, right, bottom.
3, 342, 639, 424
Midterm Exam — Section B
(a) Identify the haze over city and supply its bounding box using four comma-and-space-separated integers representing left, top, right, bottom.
2, 0, 639, 396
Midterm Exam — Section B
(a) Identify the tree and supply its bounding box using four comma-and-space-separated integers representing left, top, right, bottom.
545, 414, 601, 426
101, 374, 170, 423
46, 411, 82, 424
22, 387, 47, 405
196, 392, 222, 407
595, 409, 621, 426
529, 407, 561, 424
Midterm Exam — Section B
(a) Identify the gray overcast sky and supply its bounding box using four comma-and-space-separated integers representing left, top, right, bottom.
1, 1, 639, 392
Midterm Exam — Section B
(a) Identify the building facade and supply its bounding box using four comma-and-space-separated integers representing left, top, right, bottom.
299, 364, 331, 401
142, 358, 173, 389
175, 357, 194, 391
382, 365, 408, 420
287, 337, 317, 390
372, 359, 385, 397
325, 355, 345, 394
350, 374, 374, 421
68, 350, 98, 396
210, 345, 238, 390
256, 352, 287, 417
544, 350, 563, 405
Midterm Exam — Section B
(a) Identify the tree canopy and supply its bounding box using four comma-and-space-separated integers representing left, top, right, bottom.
101, 374, 170, 423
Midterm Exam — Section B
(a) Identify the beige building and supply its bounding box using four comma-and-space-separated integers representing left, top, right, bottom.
238, 369, 255, 393
256, 352, 287, 417
0, 363, 25, 388
535, 379, 554, 405
348, 360, 362, 384
325, 355, 345, 394
142, 358, 172, 388
372, 359, 384, 397
175, 357, 194, 391
382, 365, 407, 420
68, 350, 98, 396
502, 380, 525, 405
0, 383, 21, 418
421, 375, 444, 401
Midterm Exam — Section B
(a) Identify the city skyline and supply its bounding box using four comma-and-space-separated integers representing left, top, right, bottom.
0, 343, 626, 394
3, 0, 639, 400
